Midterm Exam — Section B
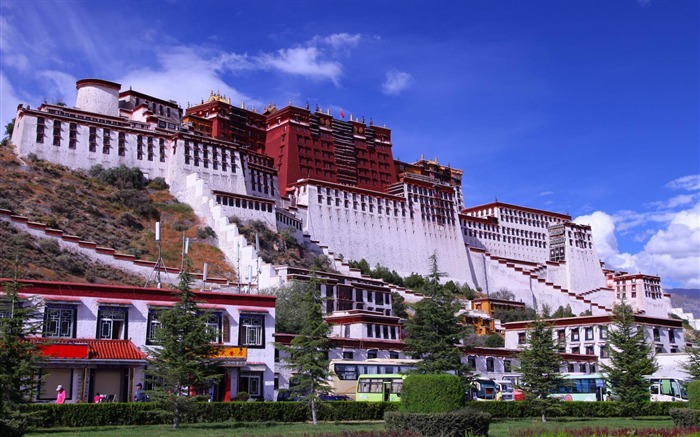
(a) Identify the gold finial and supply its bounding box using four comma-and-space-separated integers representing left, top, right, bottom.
327, 108, 330, 115
241, 102, 245, 109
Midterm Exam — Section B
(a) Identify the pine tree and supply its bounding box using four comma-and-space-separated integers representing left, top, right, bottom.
403, 253, 472, 380
600, 300, 658, 418
276, 272, 331, 425
517, 318, 567, 422
0, 271, 44, 436
145, 263, 219, 429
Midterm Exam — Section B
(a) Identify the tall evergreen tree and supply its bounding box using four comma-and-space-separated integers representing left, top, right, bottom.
276, 273, 331, 425
145, 263, 219, 429
517, 318, 567, 422
0, 271, 44, 436
403, 253, 472, 380
600, 300, 658, 418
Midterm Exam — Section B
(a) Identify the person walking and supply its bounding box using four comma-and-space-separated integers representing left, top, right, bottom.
56, 385, 66, 404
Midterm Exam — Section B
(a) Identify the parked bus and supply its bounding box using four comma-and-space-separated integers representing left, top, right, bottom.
648, 377, 688, 402
329, 358, 418, 400
355, 374, 406, 402
470, 378, 498, 401
550, 373, 607, 402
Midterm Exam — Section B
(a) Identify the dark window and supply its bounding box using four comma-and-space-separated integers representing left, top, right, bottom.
89, 127, 97, 152
343, 351, 354, 360
239, 372, 263, 398
69, 123, 77, 149
96, 307, 128, 339
102, 128, 110, 154
585, 327, 593, 341
518, 332, 526, 344
52, 120, 61, 146
36, 117, 45, 143
239, 314, 265, 348
504, 360, 511, 372
43, 305, 77, 338
205, 312, 223, 344
118, 132, 126, 156
367, 349, 378, 359
468, 356, 476, 369
571, 328, 580, 342
389, 351, 399, 359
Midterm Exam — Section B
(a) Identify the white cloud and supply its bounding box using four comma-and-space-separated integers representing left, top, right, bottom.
117, 47, 261, 112
36, 70, 78, 105
314, 33, 362, 55
381, 69, 413, 95
259, 47, 344, 85
667, 175, 700, 192
539, 191, 554, 196
575, 189, 700, 288
0, 72, 22, 128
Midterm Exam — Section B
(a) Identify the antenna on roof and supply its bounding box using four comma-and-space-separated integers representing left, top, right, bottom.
145, 221, 171, 288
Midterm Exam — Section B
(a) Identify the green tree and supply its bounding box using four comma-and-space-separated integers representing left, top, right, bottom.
276, 273, 331, 425
145, 263, 219, 429
517, 318, 567, 422
391, 291, 408, 319
683, 345, 700, 380
484, 333, 505, 348
270, 280, 318, 334
0, 271, 44, 436
403, 272, 426, 291
600, 300, 658, 418
404, 253, 472, 381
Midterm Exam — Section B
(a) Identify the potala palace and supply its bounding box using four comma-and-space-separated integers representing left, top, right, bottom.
5, 78, 691, 403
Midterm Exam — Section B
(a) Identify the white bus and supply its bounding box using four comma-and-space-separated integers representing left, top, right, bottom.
329, 358, 419, 400
648, 377, 688, 402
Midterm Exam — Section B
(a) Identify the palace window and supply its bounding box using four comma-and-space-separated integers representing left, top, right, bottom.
147, 137, 154, 161
89, 127, 97, 152
36, 117, 45, 143
571, 328, 580, 342
137, 135, 144, 160
585, 327, 594, 341
486, 357, 494, 372
118, 132, 126, 156
343, 351, 354, 360
669, 329, 676, 343
468, 356, 476, 369
504, 360, 512, 372
97, 307, 128, 339
43, 305, 77, 338
69, 123, 77, 149
518, 332, 526, 344
600, 326, 608, 339
367, 349, 378, 359
102, 128, 110, 154
52, 120, 61, 146
159, 138, 165, 162
239, 314, 264, 348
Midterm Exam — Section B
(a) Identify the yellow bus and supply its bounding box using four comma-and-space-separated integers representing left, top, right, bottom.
355, 374, 407, 402
329, 358, 418, 400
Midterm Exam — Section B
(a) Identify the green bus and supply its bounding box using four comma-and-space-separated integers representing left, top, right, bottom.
355, 374, 406, 402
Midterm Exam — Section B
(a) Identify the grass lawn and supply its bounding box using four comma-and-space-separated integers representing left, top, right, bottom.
489, 416, 678, 436
27, 417, 680, 437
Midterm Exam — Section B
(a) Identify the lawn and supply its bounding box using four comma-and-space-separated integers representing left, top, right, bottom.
26, 417, 682, 437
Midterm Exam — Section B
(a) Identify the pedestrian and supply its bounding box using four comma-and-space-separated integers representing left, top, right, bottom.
94, 392, 103, 403
495, 388, 503, 401
56, 385, 66, 404
134, 383, 147, 402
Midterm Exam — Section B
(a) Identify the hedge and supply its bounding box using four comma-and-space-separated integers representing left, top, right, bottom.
385, 408, 491, 437
466, 401, 687, 418
21, 401, 399, 428
670, 408, 700, 428
401, 374, 465, 413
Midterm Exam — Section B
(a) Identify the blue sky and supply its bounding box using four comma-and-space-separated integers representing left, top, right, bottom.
1, 0, 698, 288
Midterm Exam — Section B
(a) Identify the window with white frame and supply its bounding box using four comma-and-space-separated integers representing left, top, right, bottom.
146, 309, 163, 345
585, 327, 594, 341
239, 372, 262, 397
239, 314, 264, 348
43, 305, 77, 338
204, 313, 223, 344
97, 307, 128, 339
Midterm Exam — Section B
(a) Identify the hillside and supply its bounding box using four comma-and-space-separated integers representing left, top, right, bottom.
668, 288, 700, 318
0, 140, 236, 283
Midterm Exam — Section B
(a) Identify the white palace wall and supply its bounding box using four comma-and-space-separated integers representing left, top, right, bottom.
293, 184, 472, 283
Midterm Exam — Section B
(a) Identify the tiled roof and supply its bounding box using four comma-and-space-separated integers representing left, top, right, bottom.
29, 338, 146, 360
